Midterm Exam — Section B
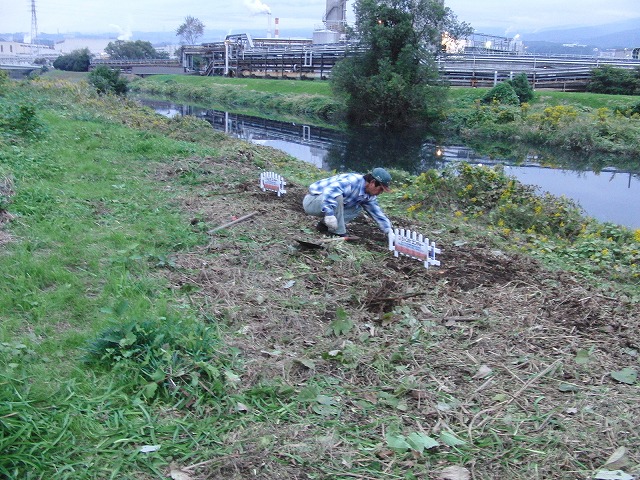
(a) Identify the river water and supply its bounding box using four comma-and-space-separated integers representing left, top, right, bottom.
140, 98, 640, 229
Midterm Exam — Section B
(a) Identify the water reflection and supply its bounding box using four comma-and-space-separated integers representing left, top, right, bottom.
139, 98, 639, 229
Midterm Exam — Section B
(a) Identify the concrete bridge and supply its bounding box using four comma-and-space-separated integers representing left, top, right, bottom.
0, 56, 40, 77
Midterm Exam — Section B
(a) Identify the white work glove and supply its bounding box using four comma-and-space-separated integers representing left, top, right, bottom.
324, 215, 338, 230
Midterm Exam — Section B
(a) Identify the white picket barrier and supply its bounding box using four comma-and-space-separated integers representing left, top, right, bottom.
388, 228, 441, 269
259, 171, 287, 197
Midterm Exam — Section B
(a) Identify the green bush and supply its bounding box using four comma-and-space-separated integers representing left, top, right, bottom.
481, 82, 520, 105
508, 73, 534, 103
88, 65, 128, 95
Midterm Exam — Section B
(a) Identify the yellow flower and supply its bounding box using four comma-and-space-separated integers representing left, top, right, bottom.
454, 210, 463, 217
634, 229, 640, 242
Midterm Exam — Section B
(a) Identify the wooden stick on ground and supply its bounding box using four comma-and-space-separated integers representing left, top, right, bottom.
207, 211, 259, 234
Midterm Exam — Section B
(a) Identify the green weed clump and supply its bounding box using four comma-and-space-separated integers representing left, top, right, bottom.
403, 163, 639, 286
84, 315, 234, 406
412, 163, 584, 240
0, 104, 45, 139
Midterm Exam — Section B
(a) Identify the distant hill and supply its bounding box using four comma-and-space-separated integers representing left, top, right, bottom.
519, 17, 640, 49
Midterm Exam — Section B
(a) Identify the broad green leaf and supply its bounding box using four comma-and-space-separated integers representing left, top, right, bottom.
378, 392, 400, 408
558, 382, 580, 392
297, 385, 320, 402
406, 432, 440, 453
385, 433, 411, 452
330, 307, 354, 336
316, 394, 336, 406
575, 349, 591, 364
439, 431, 466, 447
144, 382, 158, 398
312, 404, 339, 416
119, 332, 137, 347
610, 368, 638, 385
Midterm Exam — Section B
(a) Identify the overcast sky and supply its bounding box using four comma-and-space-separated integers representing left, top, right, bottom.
1, 0, 637, 38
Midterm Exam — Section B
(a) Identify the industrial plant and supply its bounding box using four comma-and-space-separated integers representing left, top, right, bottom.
2, 0, 640, 89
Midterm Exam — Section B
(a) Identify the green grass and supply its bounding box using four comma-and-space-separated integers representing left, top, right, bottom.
143, 74, 334, 96
40, 69, 89, 83
0, 81, 238, 477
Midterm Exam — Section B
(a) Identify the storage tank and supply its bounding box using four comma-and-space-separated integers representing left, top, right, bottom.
313, 29, 341, 44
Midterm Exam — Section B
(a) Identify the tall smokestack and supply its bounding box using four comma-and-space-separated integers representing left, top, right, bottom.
267, 12, 272, 38
274, 17, 279, 39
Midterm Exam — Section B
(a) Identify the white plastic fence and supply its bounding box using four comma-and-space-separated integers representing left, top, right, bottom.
259, 171, 287, 197
388, 228, 441, 269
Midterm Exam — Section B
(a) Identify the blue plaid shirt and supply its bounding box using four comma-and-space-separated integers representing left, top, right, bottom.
308, 173, 392, 232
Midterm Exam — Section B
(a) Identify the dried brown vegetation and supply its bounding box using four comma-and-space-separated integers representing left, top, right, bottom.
155, 150, 639, 480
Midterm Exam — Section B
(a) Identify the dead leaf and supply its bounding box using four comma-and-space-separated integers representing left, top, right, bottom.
435, 465, 471, 480
602, 446, 629, 470
593, 470, 633, 480
473, 365, 493, 379
169, 463, 193, 480
139, 444, 160, 453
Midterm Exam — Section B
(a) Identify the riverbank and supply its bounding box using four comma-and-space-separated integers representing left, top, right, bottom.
129, 74, 640, 166
1, 76, 639, 479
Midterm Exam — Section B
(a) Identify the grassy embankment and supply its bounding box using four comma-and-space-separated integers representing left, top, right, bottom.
128, 74, 342, 127
1, 75, 639, 479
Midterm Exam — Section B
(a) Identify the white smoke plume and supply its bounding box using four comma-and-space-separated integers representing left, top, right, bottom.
244, 0, 271, 15
109, 24, 132, 41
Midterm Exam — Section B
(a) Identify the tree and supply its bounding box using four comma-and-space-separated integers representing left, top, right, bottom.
508, 72, 534, 103
330, 0, 471, 128
52, 48, 92, 72
88, 65, 128, 95
105, 40, 160, 60
176, 16, 205, 45
587, 66, 640, 95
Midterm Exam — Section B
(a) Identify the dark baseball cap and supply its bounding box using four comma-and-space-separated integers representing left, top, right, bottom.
372, 167, 392, 191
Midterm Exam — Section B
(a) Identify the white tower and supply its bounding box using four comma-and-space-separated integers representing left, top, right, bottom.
324, 0, 347, 33
30, 0, 39, 56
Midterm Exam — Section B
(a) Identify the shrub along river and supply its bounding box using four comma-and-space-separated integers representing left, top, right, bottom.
139, 97, 640, 229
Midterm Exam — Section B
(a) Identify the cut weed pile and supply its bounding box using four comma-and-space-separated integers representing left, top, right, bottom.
0, 78, 638, 480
